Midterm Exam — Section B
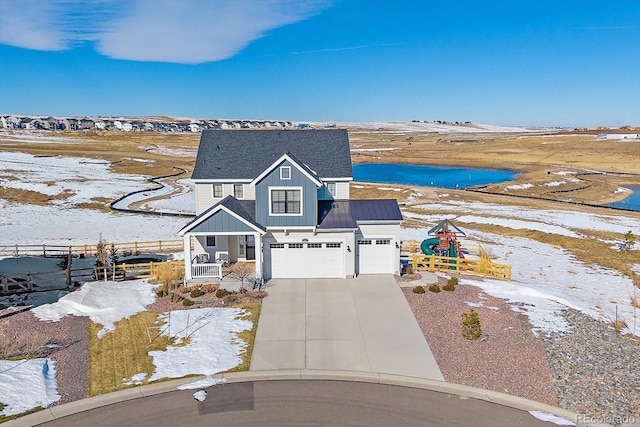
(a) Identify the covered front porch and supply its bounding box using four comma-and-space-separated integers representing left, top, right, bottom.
183, 232, 263, 283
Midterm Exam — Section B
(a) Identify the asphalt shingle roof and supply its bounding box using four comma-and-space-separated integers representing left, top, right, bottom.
191, 129, 352, 180
318, 199, 403, 229
180, 196, 264, 234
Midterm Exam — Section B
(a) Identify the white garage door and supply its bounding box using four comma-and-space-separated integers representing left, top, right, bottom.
357, 238, 394, 274
270, 242, 345, 279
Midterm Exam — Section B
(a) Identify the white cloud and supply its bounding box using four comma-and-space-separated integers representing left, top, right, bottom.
0, 0, 330, 63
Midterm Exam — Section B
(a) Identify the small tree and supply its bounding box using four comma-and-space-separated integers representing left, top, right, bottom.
95, 236, 108, 281
461, 309, 482, 340
623, 230, 636, 251
109, 243, 119, 266
229, 262, 253, 294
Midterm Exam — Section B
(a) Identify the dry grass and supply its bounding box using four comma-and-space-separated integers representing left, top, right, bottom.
0, 187, 75, 206
88, 311, 188, 396
224, 302, 261, 373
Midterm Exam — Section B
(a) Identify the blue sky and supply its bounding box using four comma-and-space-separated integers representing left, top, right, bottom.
1, 0, 638, 127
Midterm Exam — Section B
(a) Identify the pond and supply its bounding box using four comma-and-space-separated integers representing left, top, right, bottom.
352, 163, 519, 189
606, 186, 640, 211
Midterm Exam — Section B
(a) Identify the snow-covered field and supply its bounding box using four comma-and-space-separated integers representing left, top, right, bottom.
310, 121, 543, 133
1, 279, 251, 416
403, 196, 640, 336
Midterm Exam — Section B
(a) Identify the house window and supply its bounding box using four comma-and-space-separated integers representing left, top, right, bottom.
234, 183, 243, 199
307, 243, 322, 248
212, 184, 223, 198
327, 182, 336, 197
376, 239, 391, 245
270, 188, 301, 215
206, 236, 216, 246
280, 166, 291, 180
326, 243, 342, 248
288, 243, 303, 249
358, 239, 372, 245
270, 243, 285, 249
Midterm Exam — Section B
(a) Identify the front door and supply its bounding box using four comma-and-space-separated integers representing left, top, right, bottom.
239, 235, 256, 261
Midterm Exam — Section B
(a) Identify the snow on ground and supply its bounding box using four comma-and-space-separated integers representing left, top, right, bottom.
544, 181, 566, 187
148, 308, 252, 381
32, 279, 156, 337
142, 145, 196, 157
402, 227, 638, 335
453, 215, 583, 238
413, 199, 640, 236
0, 358, 60, 416
0, 130, 92, 144
0, 151, 151, 207
529, 411, 575, 426
504, 183, 533, 190
3, 279, 250, 416
142, 179, 195, 213
0, 201, 187, 245
310, 121, 541, 133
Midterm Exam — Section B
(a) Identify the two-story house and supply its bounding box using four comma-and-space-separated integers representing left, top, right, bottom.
178, 129, 402, 282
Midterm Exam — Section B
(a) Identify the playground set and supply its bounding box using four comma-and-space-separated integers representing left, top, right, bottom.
401, 219, 512, 280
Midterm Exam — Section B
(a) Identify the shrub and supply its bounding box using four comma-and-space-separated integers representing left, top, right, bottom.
170, 293, 184, 303
428, 284, 441, 293
412, 285, 425, 294
182, 298, 194, 307
215, 288, 229, 298
202, 284, 216, 294
190, 287, 205, 298
177, 285, 189, 294
443, 277, 457, 292
461, 309, 482, 340
404, 266, 414, 275
154, 262, 184, 290
155, 287, 168, 298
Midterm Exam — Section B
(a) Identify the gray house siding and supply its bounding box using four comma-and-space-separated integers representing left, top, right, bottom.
255, 160, 318, 227
190, 209, 257, 233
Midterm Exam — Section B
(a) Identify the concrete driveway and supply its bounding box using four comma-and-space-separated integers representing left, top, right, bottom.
250, 275, 444, 380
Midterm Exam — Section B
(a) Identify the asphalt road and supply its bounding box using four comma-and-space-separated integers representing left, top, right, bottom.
37, 380, 562, 427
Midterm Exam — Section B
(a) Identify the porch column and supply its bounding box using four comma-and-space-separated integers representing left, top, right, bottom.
254, 232, 262, 281
184, 235, 192, 280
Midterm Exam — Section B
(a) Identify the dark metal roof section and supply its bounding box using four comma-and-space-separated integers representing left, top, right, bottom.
180, 196, 264, 234
318, 199, 403, 229
191, 129, 353, 180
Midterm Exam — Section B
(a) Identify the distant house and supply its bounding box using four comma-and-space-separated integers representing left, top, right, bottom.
178, 129, 403, 282
20, 118, 36, 129
94, 120, 106, 130
0, 117, 7, 128
121, 122, 133, 132
188, 123, 200, 132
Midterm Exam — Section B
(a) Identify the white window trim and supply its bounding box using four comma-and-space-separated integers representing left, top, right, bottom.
280, 166, 291, 180
268, 186, 303, 217
234, 183, 244, 199
326, 182, 336, 197
212, 183, 223, 198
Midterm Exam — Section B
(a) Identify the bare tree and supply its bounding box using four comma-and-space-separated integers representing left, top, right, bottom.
228, 262, 254, 294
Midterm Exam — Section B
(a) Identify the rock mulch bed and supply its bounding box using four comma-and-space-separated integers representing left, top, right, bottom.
403, 275, 640, 422
0, 311, 89, 405
403, 277, 559, 406
542, 309, 640, 422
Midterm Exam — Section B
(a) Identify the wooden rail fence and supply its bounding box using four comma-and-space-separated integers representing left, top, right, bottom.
0, 239, 184, 258
1, 260, 185, 295
401, 239, 511, 281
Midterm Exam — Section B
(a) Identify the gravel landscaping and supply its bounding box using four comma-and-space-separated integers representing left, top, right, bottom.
403, 274, 640, 422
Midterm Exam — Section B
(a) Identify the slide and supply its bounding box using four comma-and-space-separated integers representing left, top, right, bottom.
420, 238, 440, 255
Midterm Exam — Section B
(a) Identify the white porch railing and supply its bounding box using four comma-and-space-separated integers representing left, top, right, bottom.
191, 263, 223, 279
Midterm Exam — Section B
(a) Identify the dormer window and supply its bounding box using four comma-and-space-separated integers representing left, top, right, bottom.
280, 166, 291, 180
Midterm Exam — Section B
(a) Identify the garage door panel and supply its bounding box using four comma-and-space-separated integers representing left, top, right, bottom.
270, 242, 344, 279
357, 238, 394, 274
